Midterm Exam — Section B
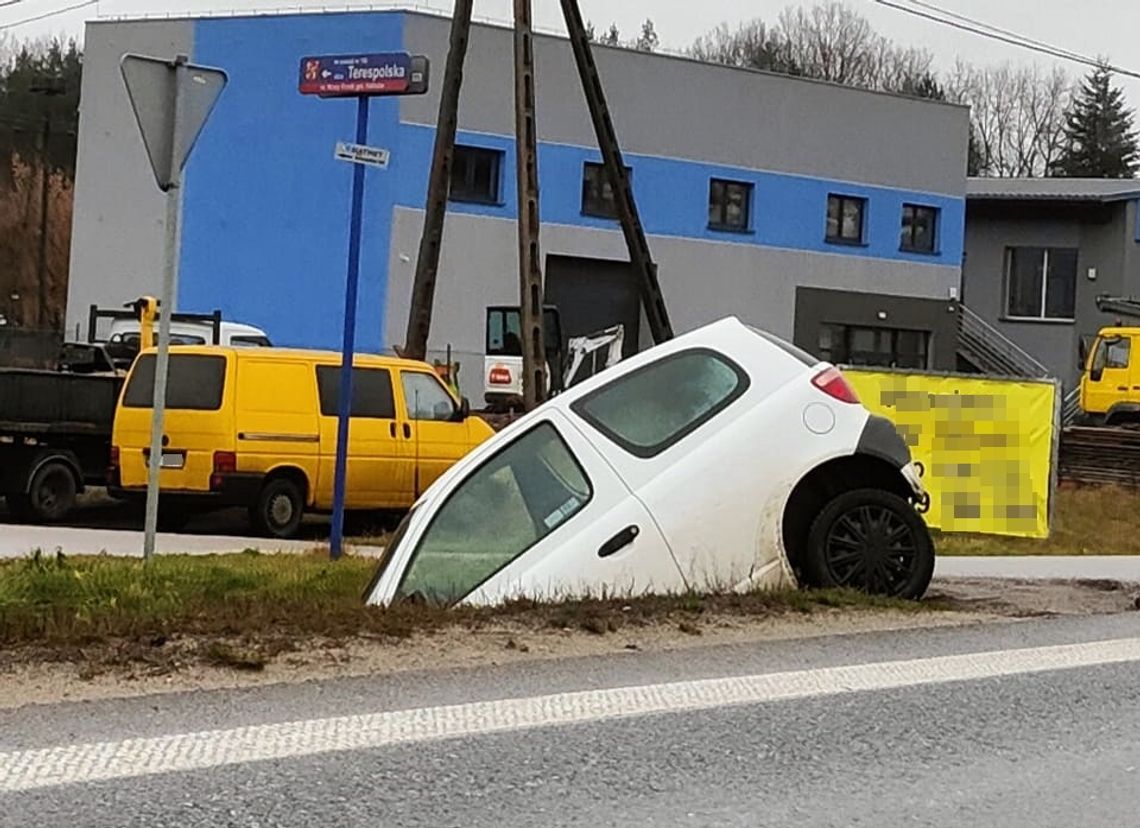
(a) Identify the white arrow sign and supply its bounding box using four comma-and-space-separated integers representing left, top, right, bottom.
335, 141, 390, 169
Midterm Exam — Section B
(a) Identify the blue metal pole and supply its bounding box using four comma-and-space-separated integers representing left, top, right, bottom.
329, 95, 370, 561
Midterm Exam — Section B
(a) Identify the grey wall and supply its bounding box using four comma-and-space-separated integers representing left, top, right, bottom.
962, 200, 1140, 386
66, 20, 195, 340
385, 207, 961, 402
792, 286, 959, 371
401, 14, 969, 196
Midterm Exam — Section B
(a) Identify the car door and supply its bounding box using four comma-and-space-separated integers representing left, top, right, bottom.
1083, 335, 1132, 416
396, 368, 473, 497
370, 409, 685, 607
315, 365, 411, 509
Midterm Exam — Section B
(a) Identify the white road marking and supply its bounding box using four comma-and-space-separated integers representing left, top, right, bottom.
3, 637, 1140, 793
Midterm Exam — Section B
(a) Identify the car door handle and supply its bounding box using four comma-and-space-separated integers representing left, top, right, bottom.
403, 423, 412, 439
598, 525, 640, 559
390, 422, 397, 438
1118, 386, 1129, 391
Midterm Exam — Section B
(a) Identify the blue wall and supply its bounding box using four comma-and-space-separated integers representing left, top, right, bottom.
182, 12, 405, 351
181, 11, 965, 352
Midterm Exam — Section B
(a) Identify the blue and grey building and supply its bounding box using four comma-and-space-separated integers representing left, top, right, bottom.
66, 9, 970, 401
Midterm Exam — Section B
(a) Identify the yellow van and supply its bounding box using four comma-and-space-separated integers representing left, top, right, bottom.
110, 346, 495, 537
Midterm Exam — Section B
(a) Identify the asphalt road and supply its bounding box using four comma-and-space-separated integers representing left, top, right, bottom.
4, 613, 1140, 826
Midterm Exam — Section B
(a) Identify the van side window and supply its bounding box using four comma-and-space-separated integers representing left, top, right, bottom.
316, 366, 395, 419
402, 372, 457, 421
122, 354, 226, 410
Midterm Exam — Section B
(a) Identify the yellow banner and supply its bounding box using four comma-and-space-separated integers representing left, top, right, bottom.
844, 369, 1058, 538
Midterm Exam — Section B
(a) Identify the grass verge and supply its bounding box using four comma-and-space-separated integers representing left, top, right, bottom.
0, 549, 932, 655
936, 485, 1140, 556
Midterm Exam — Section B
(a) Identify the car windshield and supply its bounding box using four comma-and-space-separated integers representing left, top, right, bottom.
394, 422, 592, 605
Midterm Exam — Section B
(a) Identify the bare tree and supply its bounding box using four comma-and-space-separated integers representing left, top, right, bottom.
690, 20, 797, 74
945, 61, 1072, 176
689, 2, 935, 95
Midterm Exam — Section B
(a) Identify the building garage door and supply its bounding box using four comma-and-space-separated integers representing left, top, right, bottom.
545, 255, 641, 359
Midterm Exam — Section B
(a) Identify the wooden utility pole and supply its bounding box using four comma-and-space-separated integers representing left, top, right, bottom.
559, 0, 674, 344
513, 0, 547, 409
402, 0, 474, 361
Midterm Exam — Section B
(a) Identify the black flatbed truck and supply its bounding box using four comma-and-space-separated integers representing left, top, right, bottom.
0, 342, 124, 522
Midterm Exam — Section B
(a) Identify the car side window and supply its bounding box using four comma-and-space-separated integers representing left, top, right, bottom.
570, 348, 750, 458
402, 371, 457, 421
316, 366, 395, 419
396, 422, 592, 605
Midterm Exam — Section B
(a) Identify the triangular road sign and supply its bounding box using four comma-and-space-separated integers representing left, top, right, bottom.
121, 53, 228, 191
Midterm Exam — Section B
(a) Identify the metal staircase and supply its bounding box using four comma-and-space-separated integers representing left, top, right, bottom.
956, 303, 1050, 379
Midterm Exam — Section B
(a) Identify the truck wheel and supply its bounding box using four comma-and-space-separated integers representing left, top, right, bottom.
801, 488, 934, 600
250, 477, 304, 539
9, 461, 79, 523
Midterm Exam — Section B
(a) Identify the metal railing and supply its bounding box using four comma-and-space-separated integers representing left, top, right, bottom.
956, 303, 1051, 379
1061, 386, 1082, 427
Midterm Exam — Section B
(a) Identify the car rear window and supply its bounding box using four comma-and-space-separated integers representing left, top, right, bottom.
570, 348, 749, 458
122, 353, 227, 411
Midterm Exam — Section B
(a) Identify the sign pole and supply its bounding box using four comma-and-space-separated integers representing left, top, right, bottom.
329, 94, 370, 561
142, 55, 188, 562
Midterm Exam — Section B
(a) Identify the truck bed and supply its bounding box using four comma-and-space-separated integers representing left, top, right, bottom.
0, 368, 123, 437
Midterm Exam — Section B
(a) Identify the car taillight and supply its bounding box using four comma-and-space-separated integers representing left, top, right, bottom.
210, 451, 237, 491
811, 367, 860, 404
488, 366, 512, 385
109, 446, 120, 469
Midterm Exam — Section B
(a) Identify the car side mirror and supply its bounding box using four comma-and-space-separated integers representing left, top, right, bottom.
1078, 338, 1089, 364
451, 396, 470, 422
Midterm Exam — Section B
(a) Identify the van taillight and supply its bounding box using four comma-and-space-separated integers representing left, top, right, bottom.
811, 367, 860, 404
489, 366, 512, 385
109, 446, 120, 468
210, 451, 237, 491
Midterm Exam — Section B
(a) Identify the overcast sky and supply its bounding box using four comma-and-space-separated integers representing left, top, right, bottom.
4, 0, 1139, 107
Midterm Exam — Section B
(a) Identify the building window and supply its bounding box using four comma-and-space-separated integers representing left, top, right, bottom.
708, 179, 753, 232
817, 324, 930, 370
900, 204, 938, 253
581, 161, 630, 219
449, 145, 502, 204
1005, 247, 1077, 321
826, 194, 866, 244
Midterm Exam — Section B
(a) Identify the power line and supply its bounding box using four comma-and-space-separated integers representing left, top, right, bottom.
0, 0, 97, 31
873, 0, 1140, 80
0, 0, 30, 9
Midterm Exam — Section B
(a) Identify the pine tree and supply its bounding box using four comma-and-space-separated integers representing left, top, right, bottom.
1054, 65, 1139, 178
636, 19, 659, 52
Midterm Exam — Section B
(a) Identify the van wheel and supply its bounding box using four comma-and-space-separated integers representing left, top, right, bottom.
251, 477, 304, 539
801, 488, 934, 600
8, 461, 78, 523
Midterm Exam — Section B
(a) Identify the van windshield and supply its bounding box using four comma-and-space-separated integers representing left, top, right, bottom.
122, 353, 227, 411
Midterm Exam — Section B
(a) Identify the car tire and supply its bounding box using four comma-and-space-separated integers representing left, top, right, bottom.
8, 461, 78, 524
802, 488, 934, 600
250, 477, 304, 539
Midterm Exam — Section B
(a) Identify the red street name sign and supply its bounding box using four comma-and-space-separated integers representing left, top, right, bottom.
298, 52, 429, 97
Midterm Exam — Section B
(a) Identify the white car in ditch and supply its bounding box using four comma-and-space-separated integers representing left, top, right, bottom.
365, 317, 933, 608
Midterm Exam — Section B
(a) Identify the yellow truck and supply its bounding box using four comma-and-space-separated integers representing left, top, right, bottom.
1079, 297, 1140, 425
109, 345, 494, 537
